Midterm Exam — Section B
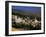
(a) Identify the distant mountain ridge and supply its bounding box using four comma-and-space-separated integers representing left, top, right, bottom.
12, 9, 41, 17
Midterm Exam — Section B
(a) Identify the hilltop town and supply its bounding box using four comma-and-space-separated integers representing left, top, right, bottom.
12, 14, 41, 30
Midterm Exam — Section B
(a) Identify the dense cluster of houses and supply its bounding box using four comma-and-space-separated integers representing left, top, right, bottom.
12, 15, 41, 28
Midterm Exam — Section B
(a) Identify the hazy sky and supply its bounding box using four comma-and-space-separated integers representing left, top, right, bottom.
12, 6, 41, 13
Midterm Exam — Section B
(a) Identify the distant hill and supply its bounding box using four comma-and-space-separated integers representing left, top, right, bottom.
12, 9, 41, 17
